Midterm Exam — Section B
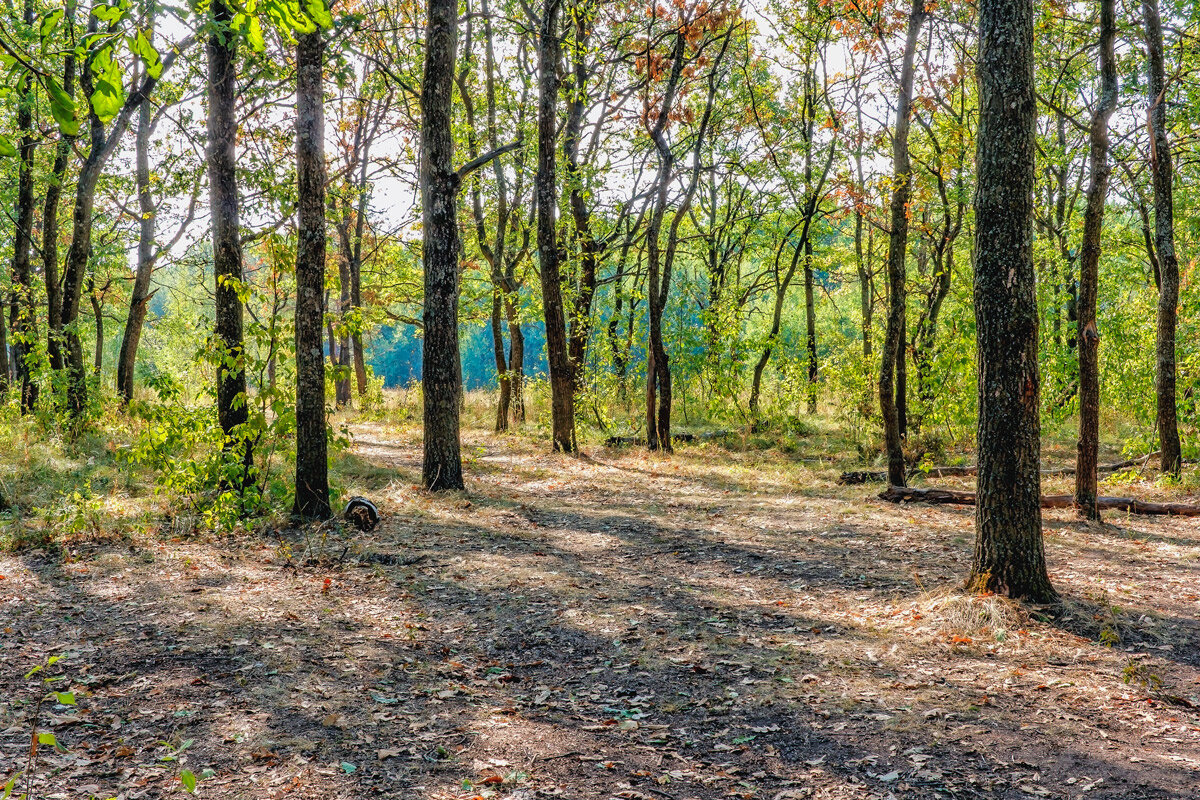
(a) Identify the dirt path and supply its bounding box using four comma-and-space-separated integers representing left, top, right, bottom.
2, 424, 1199, 799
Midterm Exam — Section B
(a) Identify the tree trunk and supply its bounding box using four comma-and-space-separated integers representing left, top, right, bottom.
966, 0, 1056, 603
536, 0, 576, 453
803, 237, 817, 414
293, 28, 332, 520
490, 290, 510, 432
564, 8, 599, 398
879, 0, 925, 487
335, 251, 352, 408
89, 279, 103, 374
1143, 0, 1182, 477
1074, 0, 1117, 520
506, 296, 525, 424
117, 74, 157, 405
9, 0, 37, 412
208, 0, 253, 484
420, 0, 466, 490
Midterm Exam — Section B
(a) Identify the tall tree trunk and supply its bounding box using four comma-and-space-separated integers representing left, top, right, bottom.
564, 5, 599, 397
879, 0, 926, 487
1143, 0, 1182, 476
293, 28, 332, 520
9, 0, 37, 412
117, 68, 157, 406
803, 237, 817, 414
966, 0, 1056, 602
44, 29, 75, 377
421, 0, 466, 490
536, 0, 576, 453
208, 0, 253, 483
1074, 0, 1117, 520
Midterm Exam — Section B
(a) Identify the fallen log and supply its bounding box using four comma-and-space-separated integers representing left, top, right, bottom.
879, 485, 1200, 517
604, 430, 737, 447
840, 452, 1160, 485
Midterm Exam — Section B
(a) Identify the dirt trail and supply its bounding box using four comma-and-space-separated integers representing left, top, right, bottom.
2, 423, 1199, 799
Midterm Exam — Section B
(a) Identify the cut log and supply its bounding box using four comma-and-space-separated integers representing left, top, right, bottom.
840, 452, 1161, 485
879, 485, 1200, 517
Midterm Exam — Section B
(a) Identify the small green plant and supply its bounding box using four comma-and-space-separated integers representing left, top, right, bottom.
1122, 659, 1164, 692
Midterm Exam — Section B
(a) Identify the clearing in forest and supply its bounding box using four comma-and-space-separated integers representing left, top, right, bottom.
1, 424, 1198, 799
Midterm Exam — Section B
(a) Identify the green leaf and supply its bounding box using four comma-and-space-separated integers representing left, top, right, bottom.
305, 0, 334, 28
2, 773, 21, 800
93, 3, 127, 24
45, 77, 79, 136
37, 733, 57, 747
52, 691, 76, 706
39, 9, 64, 41
129, 30, 163, 79
180, 770, 196, 793
340, 761, 356, 774
89, 47, 125, 123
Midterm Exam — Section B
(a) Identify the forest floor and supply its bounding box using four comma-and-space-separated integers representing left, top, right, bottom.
2, 420, 1200, 799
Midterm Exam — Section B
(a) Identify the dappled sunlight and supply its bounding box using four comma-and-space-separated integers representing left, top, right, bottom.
2, 427, 1199, 798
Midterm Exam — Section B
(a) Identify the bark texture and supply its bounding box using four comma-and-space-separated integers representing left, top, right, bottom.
9, 0, 37, 412
879, 0, 925, 487
293, 29, 332, 519
207, 0, 253, 482
536, 0, 577, 453
967, 0, 1056, 603
420, 0, 466, 490
1074, 0, 1117, 520
1143, 0, 1182, 476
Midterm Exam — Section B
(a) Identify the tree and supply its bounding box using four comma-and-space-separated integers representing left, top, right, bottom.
58, 7, 189, 415
965, 0, 1056, 602
1074, 0, 1117, 520
879, 0, 926, 488
8, 0, 37, 413
535, 0, 577, 453
421, 0, 466, 489
207, 0, 253, 483
1143, 0, 1182, 476
293, 25, 332, 519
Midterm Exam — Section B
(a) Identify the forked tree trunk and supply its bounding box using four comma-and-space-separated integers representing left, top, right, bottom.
879, 0, 926, 487
420, 0, 466, 490
1074, 0, 1117, 520
293, 28, 332, 519
1143, 0, 1182, 476
966, 0, 1056, 603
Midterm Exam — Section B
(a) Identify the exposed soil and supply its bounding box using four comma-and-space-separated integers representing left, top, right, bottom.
2, 423, 1199, 799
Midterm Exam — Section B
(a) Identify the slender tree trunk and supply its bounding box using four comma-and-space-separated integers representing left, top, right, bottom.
293, 28, 332, 519
564, 7, 599, 397
335, 254, 352, 407
506, 296, 525, 424
89, 280, 103, 374
117, 74, 156, 405
536, 0, 576, 453
9, 0, 37, 412
208, 0, 253, 483
1074, 0, 1117, 520
879, 0, 926, 486
803, 238, 817, 414
490, 289, 510, 431
966, 0, 1056, 602
421, 0, 466, 490
1143, 0, 1182, 476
